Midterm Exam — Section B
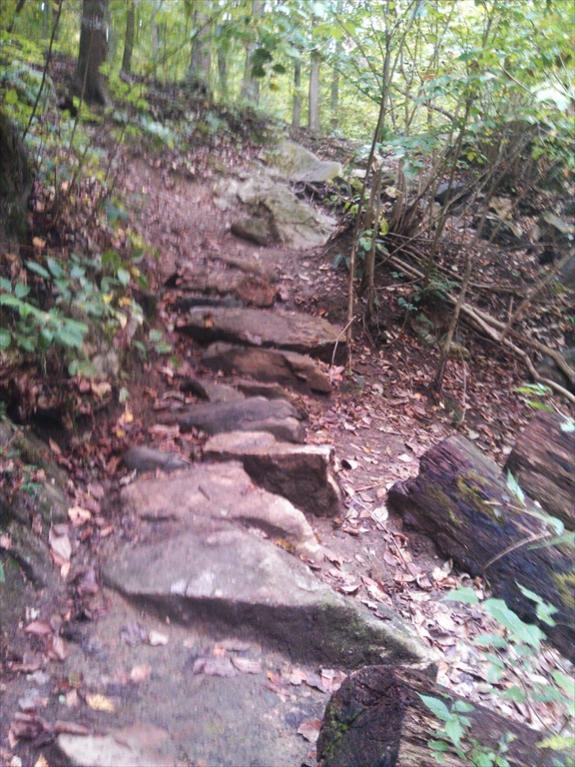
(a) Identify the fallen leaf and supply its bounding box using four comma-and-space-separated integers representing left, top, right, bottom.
33, 756, 49, 767
49, 528, 71, 564
24, 621, 52, 636
297, 718, 321, 743
86, 693, 115, 713
230, 656, 262, 674
130, 664, 152, 683
147, 630, 168, 646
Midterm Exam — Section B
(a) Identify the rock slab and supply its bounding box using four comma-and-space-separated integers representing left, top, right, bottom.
179, 305, 344, 362
56, 724, 182, 767
203, 342, 332, 393
176, 396, 305, 443
104, 525, 427, 668
120, 462, 321, 560
204, 430, 343, 517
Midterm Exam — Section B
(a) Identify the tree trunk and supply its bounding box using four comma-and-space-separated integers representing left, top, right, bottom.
240, 0, 263, 105
330, 0, 342, 133
188, 4, 212, 91
388, 435, 575, 661
318, 666, 560, 767
308, 48, 321, 132
74, 0, 109, 106
121, 0, 135, 76
291, 61, 302, 129
217, 48, 228, 101
506, 412, 575, 530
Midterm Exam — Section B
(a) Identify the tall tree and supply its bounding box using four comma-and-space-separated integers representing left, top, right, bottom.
308, 46, 320, 132
292, 60, 302, 128
240, 0, 263, 105
188, 2, 212, 90
74, 0, 109, 105
121, 0, 136, 77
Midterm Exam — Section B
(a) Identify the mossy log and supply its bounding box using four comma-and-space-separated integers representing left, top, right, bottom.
317, 665, 558, 767
505, 412, 575, 530
388, 436, 574, 660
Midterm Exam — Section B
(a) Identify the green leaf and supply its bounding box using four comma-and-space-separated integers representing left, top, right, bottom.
418, 694, 451, 722
443, 586, 479, 605
502, 686, 527, 703
473, 633, 508, 649
561, 417, 575, 433
46, 257, 64, 278
515, 583, 557, 626
26, 260, 50, 279
452, 700, 475, 713
483, 599, 544, 646
117, 267, 130, 286
552, 671, 575, 699
444, 716, 465, 746
428, 739, 450, 753
14, 283, 30, 299
0, 329, 12, 350
0, 559, 5, 583
506, 471, 525, 505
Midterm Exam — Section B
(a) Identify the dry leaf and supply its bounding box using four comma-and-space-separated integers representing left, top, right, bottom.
130, 664, 152, 683
24, 621, 52, 636
147, 630, 168, 646
86, 694, 115, 713
49, 528, 71, 563
297, 719, 321, 743
33, 756, 49, 767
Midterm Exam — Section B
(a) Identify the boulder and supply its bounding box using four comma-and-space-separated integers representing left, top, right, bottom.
104, 525, 428, 667
175, 396, 305, 443
219, 174, 337, 249
120, 462, 321, 561
317, 666, 557, 767
203, 342, 332, 393
266, 140, 343, 183
204, 431, 343, 517
181, 376, 246, 403
178, 306, 344, 363
172, 269, 277, 308
505, 412, 575, 530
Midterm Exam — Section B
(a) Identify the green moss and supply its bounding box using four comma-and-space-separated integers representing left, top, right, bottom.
427, 483, 462, 527
456, 470, 504, 524
554, 571, 575, 610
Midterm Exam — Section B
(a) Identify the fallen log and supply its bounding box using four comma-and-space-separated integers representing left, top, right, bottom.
387, 436, 575, 660
505, 412, 575, 531
317, 665, 560, 767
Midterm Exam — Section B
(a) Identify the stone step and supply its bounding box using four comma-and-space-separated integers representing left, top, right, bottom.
175, 396, 305, 443
204, 430, 343, 517
120, 462, 321, 561
177, 306, 345, 363
203, 342, 332, 394
103, 525, 428, 668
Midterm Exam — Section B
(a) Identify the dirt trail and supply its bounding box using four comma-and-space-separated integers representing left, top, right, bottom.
1, 145, 556, 767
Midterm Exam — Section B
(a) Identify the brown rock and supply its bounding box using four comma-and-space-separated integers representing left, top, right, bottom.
204, 431, 342, 517
178, 306, 344, 362
203, 342, 332, 393
176, 396, 306, 443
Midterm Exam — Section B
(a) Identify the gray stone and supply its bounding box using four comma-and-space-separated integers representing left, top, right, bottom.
203, 342, 332, 393
181, 376, 246, 403
266, 140, 343, 183
204, 431, 343, 517
179, 306, 344, 362
56, 724, 182, 767
176, 396, 305, 443
123, 446, 190, 474
220, 174, 337, 249
120, 462, 321, 561
104, 526, 427, 667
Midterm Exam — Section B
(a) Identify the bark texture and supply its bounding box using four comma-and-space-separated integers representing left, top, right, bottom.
505, 412, 575, 530
74, 0, 109, 105
387, 435, 575, 660
121, 0, 135, 76
318, 666, 559, 767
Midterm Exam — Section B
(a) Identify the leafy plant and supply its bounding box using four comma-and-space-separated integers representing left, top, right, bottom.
420, 586, 575, 767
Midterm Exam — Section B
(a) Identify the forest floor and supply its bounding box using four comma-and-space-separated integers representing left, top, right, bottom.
1, 120, 571, 767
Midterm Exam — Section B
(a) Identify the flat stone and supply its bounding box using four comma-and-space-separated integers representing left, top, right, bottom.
176, 396, 306, 443
203, 342, 332, 393
181, 376, 246, 403
123, 446, 191, 474
120, 462, 321, 561
174, 269, 277, 307
234, 378, 286, 399
179, 306, 344, 362
56, 724, 182, 767
204, 431, 343, 517
266, 140, 343, 183
104, 526, 427, 667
